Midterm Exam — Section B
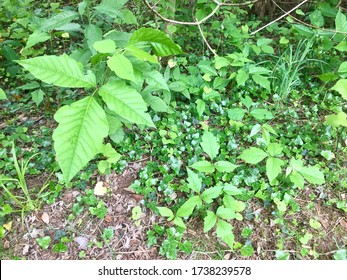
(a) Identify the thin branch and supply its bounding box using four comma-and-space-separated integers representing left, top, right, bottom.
197, 21, 217, 56
250, 0, 310, 35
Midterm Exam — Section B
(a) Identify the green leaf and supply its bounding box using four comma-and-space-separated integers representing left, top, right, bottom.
227, 108, 247, 121
335, 41, 347, 52
236, 69, 249, 86
203, 211, 217, 232
129, 28, 183, 57
107, 54, 135, 82
223, 195, 245, 212
309, 218, 322, 230
214, 56, 229, 69
250, 108, 274, 120
157, 207, 174, 220
289, 171, 305, 188
252, 74, 270, 90
216, 206, 236, 220
335, 9, 347, 32
190, 161, 215, 173
53, 96, 109, 183
201, 186, 223, 203
331, 79, 347, 100
186, 168, 202, 193
176, 195, 202, 217
338, 62, 347, 78
36, 236, 51, 250
196, 99, 205, 117
85, 24, 102, 55
239, 147, 268, 164
173, 216, 186, 229
266, 157, 284, 183
333, 249, 347, 260
298, 166, 325, 185
99, 81, 155, 127
31, 89, 45, 107
200, 131, 219, 160
309, 10, 324, 27
146, 95, 168, 112
145, 70, 170, 91
223, 185, 242, 196
100, 143, 121, 163
40, 11, 79, 31
216, 220, 234, 249
215, 161, 238, 173
274, 197, 287, 212
0, 88, 7, 100
93, 39, 116, 53
53, 243, 68, 253
325, 111, 347, 127
299, 233, 313, 245
267, 143, 283, 156
25, 31, 51, 49
125, 45, 158, 63
240, 245, 254, 257
275, 250, 290, 260
16, 55, 96, 88
0, 227, 5, 238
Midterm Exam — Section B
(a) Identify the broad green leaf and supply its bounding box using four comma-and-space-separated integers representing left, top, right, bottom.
200, 131, 219, 160
249, 123, 262, 137
129, 28, 183, 57
335, 41, 347, 52
31, 89, 45, 106
289, 171, 305, 189
214, 56, 229, 69
190, 161, 215, 173
0, 88, 7, 100
126, 45, 158, 63
85, 24, 102, 55
216, 206, 236, 220
36, 236, 51, 250
338, 62, 347, 78
238, 147, 268, 164
201, 186, 223, 203
266, 157, 284, 183
298, 166, 325, 185
250, 108, 274, 120
223, 185, 243, 196
267, 143, 283, 157
216, 219, 233, 238
252, 74, 270, 90
276, 250, 290, 260
331, 79, 347, 100
309, 218, 322, 230
25, 31, 51, 49
203, 211, 217, 232
299, 233, 313, 245
16, 55, 96, 88
169, 81, 187, 92
227, 108, 247, 121
196, 99, 205, 117
186, 168, 202, 193
145, 70, 170, 91
100, 143, 121, 164
93, 39, 116, 53
215, 161, 238, 173
240, 245, 254, 257
53, 96, 108, 183
309, 10, 324, 27
173, 216, 186, 229
157, 207, 174, 220
263, 124, 278, 136
335, 9, 347, 32
107, 54, 135, 81
223, 195, 245, 212
146, 95, 168, 112
176, 195, 202, 217
325, 111, 347, 127
99, 81, 155, 127
236, 69, 249, 86
333, 249, 347, 260
274, 198, 287, 212
40, 11, 79, 31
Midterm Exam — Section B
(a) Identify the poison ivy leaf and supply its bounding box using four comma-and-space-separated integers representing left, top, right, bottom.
31, 89, 45, 107
16, 55, 96, 88
196, 99, 205, 117
223, 185, 242, 196
240, 245, 254, 257
99, 80, 155, 127
309, 10, 324, 27
216, 220, 234, 249
227, 108, 247, 121
203, 211, 217, 232
200, 131, 219, 160
266, 157, 284, 183
289, 171, 305, 189
201, 186, 223, 203
93, 39, 116, 53
223, 195, 245, 212
338, 62, 347, 78
267, 143, 283, 156
129, 28, 183, 57
335, 9, 347, 32
238, 147, 268, 164
190, 161, 215, 173
250, 108, 273, 120
236, 69, 249, 86
176, 195, 202, 217
39, 10, 79, 31
214, 56, 229, 69
299, 166, 325, 185
173, 216, 186, 229
274, 197, 287, 212
0, 88, 7, 100
331, 79, 347, 100
157, 207, 174, 220
335, 41, 347, 52
186, 168, 202, 193
53, 96, 109, 183
126, 45, 158, 63
252, 74, 270, 90
107, 54, 135, 81
100, 143, 121, 163
216, 206, 236, 220
215, 161, 238, 173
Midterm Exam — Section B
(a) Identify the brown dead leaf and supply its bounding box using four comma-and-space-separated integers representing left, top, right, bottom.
3, 221, 12, 231
104, 215, 113, 223
41, 212, 50, 224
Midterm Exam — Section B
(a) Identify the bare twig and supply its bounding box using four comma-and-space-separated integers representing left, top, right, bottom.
250, 0, 310, 35
197, 21, 217, 56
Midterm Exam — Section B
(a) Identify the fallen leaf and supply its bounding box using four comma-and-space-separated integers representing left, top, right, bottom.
94, 181, 107, 196
3, 221, 12, 231
74, 236, 88, 250
104, 215, 113, 223
41, 212, 50, 224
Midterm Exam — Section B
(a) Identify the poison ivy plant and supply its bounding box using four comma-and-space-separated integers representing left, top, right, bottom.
16, 27, 182, 183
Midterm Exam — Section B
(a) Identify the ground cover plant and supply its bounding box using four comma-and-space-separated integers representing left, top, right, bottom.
0, 0, 346, 260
